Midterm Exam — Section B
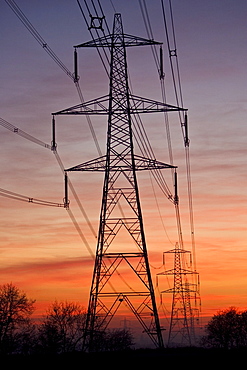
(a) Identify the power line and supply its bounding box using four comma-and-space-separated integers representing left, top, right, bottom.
4, 0, 102, 157
0, 187, 64, 208
67, 207, 95, 258
76, 0, 174, 202
4, 0, 176, 244
3, 0, 102, 251
160, 0, 197, 271
77, 0, 110, 77
0, 117, 51, 149
2, 0, 102, 259
138, 0, 159, 70
53, 150, 97, 238
138, 4, 200, 339
0, 114, 97, 255
139, 0, 197, 271
4, 0, 74, 80
2, 1, 166, 306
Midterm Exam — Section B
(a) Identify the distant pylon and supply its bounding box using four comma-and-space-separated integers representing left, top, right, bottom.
53, 13, 186, 350
157, 242, 200, 346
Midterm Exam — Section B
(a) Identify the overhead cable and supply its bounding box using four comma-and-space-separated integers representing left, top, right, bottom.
160, 0, 197, 270
0, 115, 97, 254
5, 0, 102, 157
76, 0, 175, 201
0, 117, 51, 149
0, 187, 64, 207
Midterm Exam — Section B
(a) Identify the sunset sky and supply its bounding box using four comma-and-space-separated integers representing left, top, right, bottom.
1, 0, 247, 342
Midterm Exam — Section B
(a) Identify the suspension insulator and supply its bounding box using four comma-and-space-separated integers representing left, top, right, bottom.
184, 113, 189, 147
74, 48, 79, 82
64, 172, 70, 209
51, 115, 57, 151
159, 46, 164, 80
174, 170, 179, 204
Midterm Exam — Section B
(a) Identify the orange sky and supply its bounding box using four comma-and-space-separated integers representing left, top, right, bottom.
1, 0, 247, 344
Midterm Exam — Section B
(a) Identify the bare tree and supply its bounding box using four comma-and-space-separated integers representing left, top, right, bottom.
0, 283, 35, 354
38, 301, 86, 354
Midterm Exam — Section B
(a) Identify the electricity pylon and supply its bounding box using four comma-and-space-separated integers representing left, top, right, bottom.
157, 242, 200, 346
53, 13, 185, 350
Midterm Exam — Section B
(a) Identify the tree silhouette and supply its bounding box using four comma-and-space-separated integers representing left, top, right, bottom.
38, 300, 86, 354
0, 286, 135, 355
202, 307, 247, 349
104, 328, 134, 352
0, 283, 35, 354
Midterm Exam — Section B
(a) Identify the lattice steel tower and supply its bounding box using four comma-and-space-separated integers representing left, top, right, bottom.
157, 243, 199, 346
53, 13, 185, 350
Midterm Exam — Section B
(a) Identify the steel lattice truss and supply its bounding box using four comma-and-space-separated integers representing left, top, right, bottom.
157, 243, 199, 346
53, 13, 185, 350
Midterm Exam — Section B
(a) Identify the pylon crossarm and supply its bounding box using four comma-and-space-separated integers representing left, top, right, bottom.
66, 155, 107, 172
66, 154, 175, 172
75, 31, 161, 48
96, 291, 152, 297
129, 94, 186, 113
157, 268, 197, 276
53, 94, 186, 116
133, 155, 176, 170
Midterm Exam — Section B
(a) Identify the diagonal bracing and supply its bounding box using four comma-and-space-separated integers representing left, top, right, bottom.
53, 13, 185, 350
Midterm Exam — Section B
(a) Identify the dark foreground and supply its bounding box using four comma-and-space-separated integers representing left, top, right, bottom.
3, 347, 247, 367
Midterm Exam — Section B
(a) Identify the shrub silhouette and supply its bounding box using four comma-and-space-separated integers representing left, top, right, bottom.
202, 307, 247, 349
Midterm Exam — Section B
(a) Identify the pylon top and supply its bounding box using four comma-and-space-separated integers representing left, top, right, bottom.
75, 13, 161, 49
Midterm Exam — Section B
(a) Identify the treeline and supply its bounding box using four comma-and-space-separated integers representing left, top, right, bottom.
1, 283, 247, 356
0, 283, 133, 355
